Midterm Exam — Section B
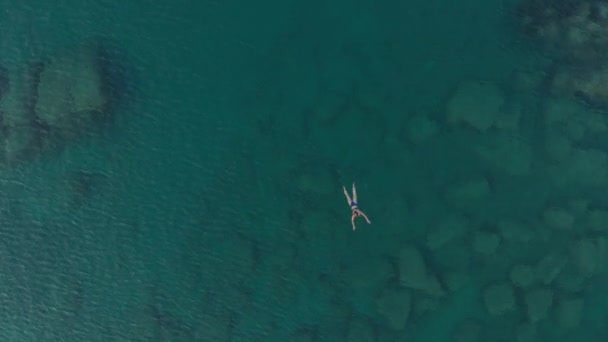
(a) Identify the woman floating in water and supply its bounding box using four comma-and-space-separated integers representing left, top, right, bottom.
343, 182, 371, 230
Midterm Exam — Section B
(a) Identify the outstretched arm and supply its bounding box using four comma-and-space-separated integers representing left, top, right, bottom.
361, 211, 371, 224
351, 215, 356, 230
343, 186, 352, 205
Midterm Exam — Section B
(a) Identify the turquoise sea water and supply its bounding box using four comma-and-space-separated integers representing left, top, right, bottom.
0, 0, 607, 341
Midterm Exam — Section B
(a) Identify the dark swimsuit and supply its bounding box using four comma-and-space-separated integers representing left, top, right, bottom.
350, 202, 363, 220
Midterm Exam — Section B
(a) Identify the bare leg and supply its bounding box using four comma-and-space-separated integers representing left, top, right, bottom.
343, 186, 352, 205
352, 182, 358, 203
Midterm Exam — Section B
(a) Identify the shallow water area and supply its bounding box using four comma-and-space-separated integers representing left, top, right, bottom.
0, 0, 607, 341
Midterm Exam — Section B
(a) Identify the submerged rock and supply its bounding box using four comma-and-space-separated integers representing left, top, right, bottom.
446, 80, 505, 132
475, 132, 532, 176
444, 177, 490, 211
35, 39, 116, 141
555, 297, 584, 329
571, 237, 607, 277
452, 320, 481, 342
346, 317, 376, 342
524, 288, 553, 323
472, 230, 500, 256
0, 65, 8, 98
0, 65, 40, 162
543, 207, 575, 230
510, 264, 536, 289
0, 37, 131, 165
426, 214, 469, 251
535, 252, 568, 285
68, 170, 108, 207
516, 323, 537, 342
375, 287, 412, 331
483, 282, 516, 315
398, 245, 445, 297
517, 0, 608, 62
517, 0, 608, 108
406, 113, 438, 144
550, 64, 608, 108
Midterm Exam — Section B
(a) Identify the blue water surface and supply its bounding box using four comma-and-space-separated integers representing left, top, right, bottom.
0, 0, 605, 341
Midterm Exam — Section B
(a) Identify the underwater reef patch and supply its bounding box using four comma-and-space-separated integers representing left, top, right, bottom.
0, 36, 134, 164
